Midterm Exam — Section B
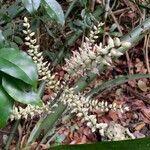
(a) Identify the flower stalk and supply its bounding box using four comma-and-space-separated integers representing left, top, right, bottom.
23, 17, 60, 91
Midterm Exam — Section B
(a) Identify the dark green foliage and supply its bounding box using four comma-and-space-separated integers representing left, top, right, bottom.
0, 48, 40, 127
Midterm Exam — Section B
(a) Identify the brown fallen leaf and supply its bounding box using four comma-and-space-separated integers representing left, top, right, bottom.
141, 108, 150, 121
135, 122, 145, 131
78, 135, 88, 144
137, 80, 149, 92
108, 111, 118, 122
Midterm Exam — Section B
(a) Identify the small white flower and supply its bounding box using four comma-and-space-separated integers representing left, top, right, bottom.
113, 102, 117, 108
25, 36, 30, 41
77, 113, 83, 117
23, 30, 28, 34
30, 32, 35, 37
104, 56, 112, 64
24, 17, 28, 23
114, 37, 121, 47
108, 36, 114, 48
23, 23, 30, 28
102, 59, 111, 66
87, 122, 92, 127
30, 39, 37, 44
94, 35, 99, 39
25, 42, 30, 46
124, 106, 129, 111
121, 41, 131, 48
88, 51, 96, 59
110, 48, 122, 57
91, 127, 96, 132
93, 25, 97, 31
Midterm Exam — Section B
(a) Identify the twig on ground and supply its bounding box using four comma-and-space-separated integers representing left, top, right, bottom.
145, 35, 150, 73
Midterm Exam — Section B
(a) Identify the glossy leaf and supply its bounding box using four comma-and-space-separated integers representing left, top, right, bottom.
22, 0, 41, 13
0, 86, 13, 128
43, 0, 65, 26
52, 138, 150, 150
0, 48, 38, 88
2, 76, 41, 105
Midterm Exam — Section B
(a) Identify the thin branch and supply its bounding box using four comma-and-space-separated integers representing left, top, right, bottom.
145, 35, 150, 73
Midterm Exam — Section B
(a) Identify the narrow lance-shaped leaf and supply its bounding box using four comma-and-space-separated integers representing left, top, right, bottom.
22, 0, 41, 13
86, 74, 150, 97
0, 48, 38, 88
43, 0, 65, 26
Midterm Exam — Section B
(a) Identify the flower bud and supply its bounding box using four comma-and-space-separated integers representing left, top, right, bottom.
114, 37, 121, 47
108, 36, 114, 48
121, 41, 131, 48
24, 17, 28, 23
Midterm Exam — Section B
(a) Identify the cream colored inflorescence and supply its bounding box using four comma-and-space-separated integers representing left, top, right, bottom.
60, 87, 130, 138
20, 18, 133, 140
64, 23, 131, 76
23, 17, 60, 91
10, 102, 53, 120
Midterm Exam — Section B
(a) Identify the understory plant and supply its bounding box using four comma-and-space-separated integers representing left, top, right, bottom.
1, 0, 150, 149
7, 16, 150, 149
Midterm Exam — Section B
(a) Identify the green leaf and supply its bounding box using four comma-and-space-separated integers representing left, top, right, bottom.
86, 74, 150, 97
27, 101, 66, 145
2, 76, 41, 105
0, 30, 5, 43
4, 81, 46, 148
79, 0, 88, 7
52, 138, 150, 150
43, 0, 65, 26
13, 36, 24, 45
22, 0, 41, 13
0, 86, 13, 128
0, 48, 38, 88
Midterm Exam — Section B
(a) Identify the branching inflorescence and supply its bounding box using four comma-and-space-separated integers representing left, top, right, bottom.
10, 18, 134, 141
60, 87, 132, 140
23, 17, 60, 91
10, 17, 61, 121
61, 22, 133, 139
64, 23, 131, 76
10, 102, 52, 120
